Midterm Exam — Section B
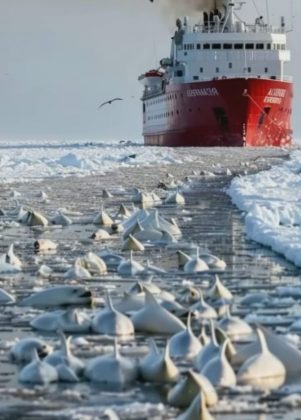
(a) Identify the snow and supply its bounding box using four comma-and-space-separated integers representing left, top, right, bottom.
0, 139, 187, 183
228, 150, 301, 267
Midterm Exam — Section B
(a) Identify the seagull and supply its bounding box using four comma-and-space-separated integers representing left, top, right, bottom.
98, 98, 123, 109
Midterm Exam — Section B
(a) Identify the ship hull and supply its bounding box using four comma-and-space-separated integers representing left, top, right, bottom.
143, 78, 293, 147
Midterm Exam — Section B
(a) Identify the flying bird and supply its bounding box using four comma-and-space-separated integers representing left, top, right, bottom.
98, 98, 123, 109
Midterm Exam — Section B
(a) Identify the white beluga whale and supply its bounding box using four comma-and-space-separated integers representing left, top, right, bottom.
34, 239, 58, 252
176, 392, 215, 420
78, 252, 107, 275
121, 234, 145, 252
201, 340, 236, 387
194, 321, 220, 371
10, 337, 52, 363
237, 328, 286, 390
199, 253, 226, 271
190, 290, 218, 320
133, 226, 163, 242
57, 308, 91, 333
139, 340, 179, 383
56, 357, 79, 382
184, 249, 209, 273
217, 307, 253, 341
20, 285, 93, 307
31, 308, 91, 333
85, 340, 138, 386
21, 209, 48, 226
117, 252, 144, 276
93, 206, 113, 226
164, 191, 185, 205
116, 203, 132, 219
208, 275, 233, 301
168, 369, 218, 408
64, 258, 92, 279
92, 292, 134, 337
31, 310, 63, 332
1, 244, 22, 269
91, 229, 111, 240
45, 330, 84, 375
169, 313, 202, 361
132, 289, 185, 334
178, 286, 202, 304
51, 211, 72, 226
115, 292, 145, 314
233, 327, 301, 382
19, 349, 58, 385
139, 339, 160, 378
129, 279, 175, 302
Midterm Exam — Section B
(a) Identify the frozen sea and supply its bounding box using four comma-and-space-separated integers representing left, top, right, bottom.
1, 139, 301, 419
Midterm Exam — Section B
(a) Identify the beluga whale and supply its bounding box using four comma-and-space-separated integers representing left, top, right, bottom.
84, 339, 138, 387
92, 292, 134, 337
237, 328, 286, 390
19, 349, 58, 385
20, 285, 93, 307
132, 289, 185, 334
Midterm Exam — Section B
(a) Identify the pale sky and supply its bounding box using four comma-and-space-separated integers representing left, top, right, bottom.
0, 0, 300, 142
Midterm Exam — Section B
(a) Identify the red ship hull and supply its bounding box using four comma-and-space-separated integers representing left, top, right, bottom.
143, 78, 293, 147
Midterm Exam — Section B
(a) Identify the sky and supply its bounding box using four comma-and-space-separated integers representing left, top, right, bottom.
0, 0, 300, 142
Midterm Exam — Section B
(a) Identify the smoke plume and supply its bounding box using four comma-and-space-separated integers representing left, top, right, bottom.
159, 0, 224, 18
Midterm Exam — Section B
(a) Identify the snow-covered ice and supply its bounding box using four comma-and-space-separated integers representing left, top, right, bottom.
0, 139, 187, 182
228, 150, 301, 267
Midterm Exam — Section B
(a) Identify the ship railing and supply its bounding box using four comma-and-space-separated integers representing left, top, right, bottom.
188, 74, 293, 82
190, 23, 285, 35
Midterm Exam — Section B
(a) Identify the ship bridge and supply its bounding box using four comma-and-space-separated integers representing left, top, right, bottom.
164, 0, 291, 86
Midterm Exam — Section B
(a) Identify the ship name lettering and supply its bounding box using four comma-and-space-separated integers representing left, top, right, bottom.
267, 89, 286, 98
264, 97, 282, 104
187, 88, 219, 97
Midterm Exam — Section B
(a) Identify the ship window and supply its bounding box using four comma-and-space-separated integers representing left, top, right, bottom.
193, 76, 199, 80
212, 43, 221, 49
200, 67, 203, 73
246, 43, 254, 49
216, 67, 219, 73
203, 43, 210, 50
143, 104, 146, 113
281, 44, 286, 50
184, 52, 187, 56
175, 70, 183, 77
265, 67, 268, 73
197, 43, 201, 50
223, 43, 232, 49
256, 43, 264, 50
234, 43, 244, 50
229, 63, 232, 69
248, 67, 251, 73
277, 44, 281, 50
184, 44, 187, 50
267, 43, 271, 50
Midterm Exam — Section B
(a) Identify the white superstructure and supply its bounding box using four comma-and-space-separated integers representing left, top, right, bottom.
159, 0, 291, 86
